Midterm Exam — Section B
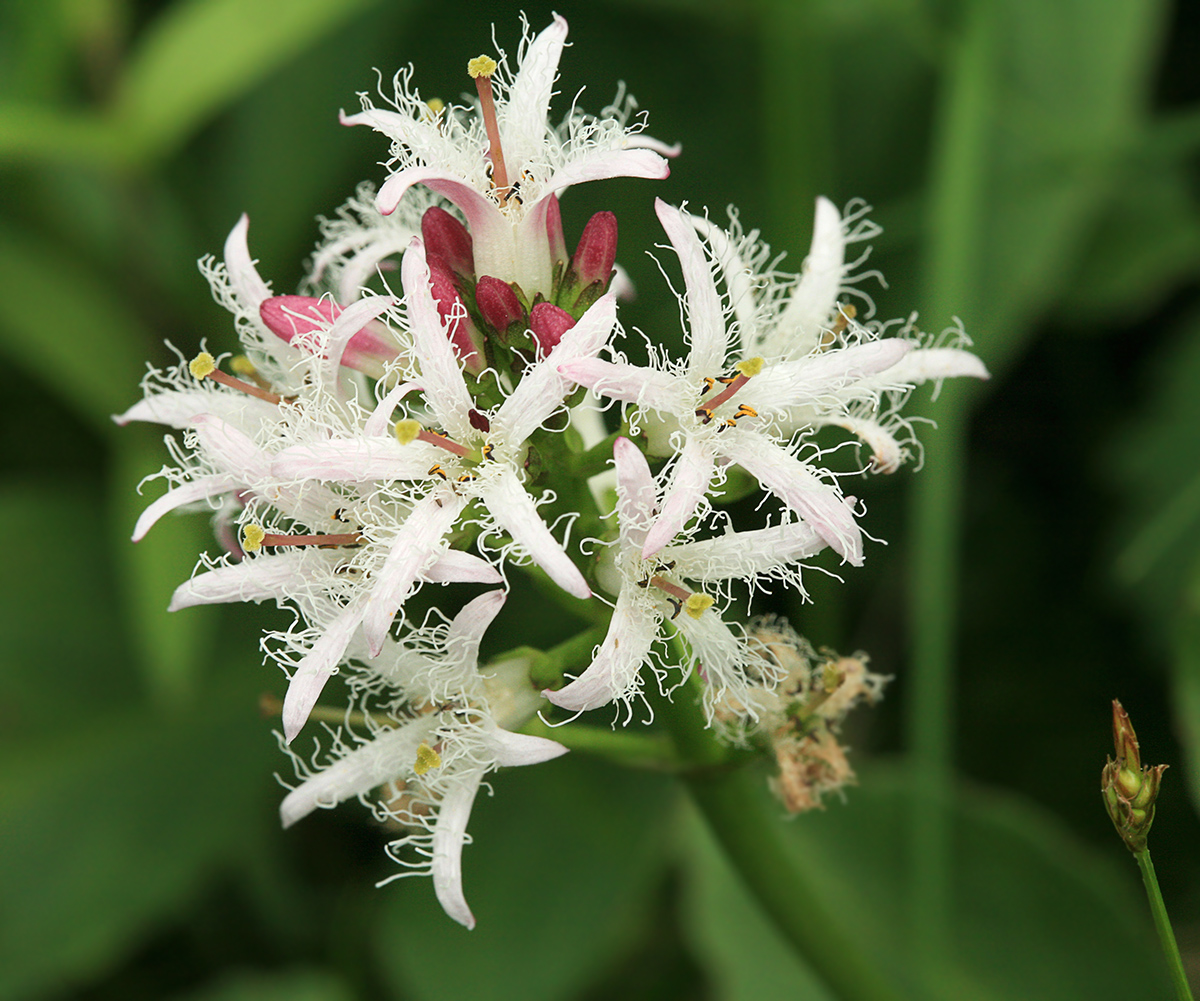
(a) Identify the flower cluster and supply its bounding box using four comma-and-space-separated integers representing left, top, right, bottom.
120, 16, 987, 928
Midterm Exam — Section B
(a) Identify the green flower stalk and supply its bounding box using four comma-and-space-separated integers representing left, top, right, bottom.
1102, 699, 1194, 1001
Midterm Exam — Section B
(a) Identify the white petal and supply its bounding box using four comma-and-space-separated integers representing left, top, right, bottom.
546, 590, 656, 711
502, 15, 568, 168
493, 292, 616, 444
882, 347, 990, 385
690, 214, 759, 345
720, 430, 863, 565
379, 169, 507, 268
445, 590, 506, 668
191, 414, 270, 479
132, 473, 239, 542
423, 550, 503, 585
282, 604, 364, 743
362, 491, 466, 655
401, 239, 476, 440
223, 214, 272, 309
642, 438, 715, 558
364, 381, 423, 438
656, 200, 727, 376
272, 438, 440, 482
477, 470, 591, 600
557, 358, 680, 412
169, 552, 309, 611
485, 727, 568, 767
831, 416, 906, 474
279, 714, 440, 827
665, 521, 827, 581
318, 294, 397, 388
613, 437, 657, 552
114, 389, 277, 430
777, 197, 845, 352
433, 770, 484, 930
538, 148, 670, 202
755, 340, 912, 412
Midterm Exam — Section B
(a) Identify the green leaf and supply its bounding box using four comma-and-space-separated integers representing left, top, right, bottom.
374, 757, 674, 1001
0, 678, 277, 1001
681, 765, 1172, 1001
0, 102, 119, 166
111, 0, 386, 165
0, 223, 150, 431
0, 477, 139, 736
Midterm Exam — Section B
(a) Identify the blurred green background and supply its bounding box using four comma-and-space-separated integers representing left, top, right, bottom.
2, 0, 1200, 997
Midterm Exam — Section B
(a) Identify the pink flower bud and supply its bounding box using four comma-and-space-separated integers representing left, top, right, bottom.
426, 255, 484, 372
259, 295, 399, 377
570, 211, 618, 287
544, 193, 568, 267
421, 206, 474, 276
529, 302, 575, 356
475, 275, 526, 334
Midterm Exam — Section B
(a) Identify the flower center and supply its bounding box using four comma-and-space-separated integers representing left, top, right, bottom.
694, 356, 763, 428
637, 570, 714, 620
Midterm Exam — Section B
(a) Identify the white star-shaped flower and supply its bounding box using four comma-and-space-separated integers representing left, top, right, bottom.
340, 15, 675, 297
545, 437, 830, 716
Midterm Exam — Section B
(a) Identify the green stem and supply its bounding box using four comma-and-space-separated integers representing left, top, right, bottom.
653, 660, 906, 1001
907, 0, 995, 979
519, 715, 682, 770
1135, 850, 1196, 1001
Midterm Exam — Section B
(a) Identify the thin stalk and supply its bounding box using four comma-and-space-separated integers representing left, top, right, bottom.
519, 715, 682, 770
1135, 850, 1196, 1001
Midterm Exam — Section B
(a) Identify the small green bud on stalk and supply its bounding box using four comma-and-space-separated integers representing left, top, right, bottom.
1101, 699, 1168, 853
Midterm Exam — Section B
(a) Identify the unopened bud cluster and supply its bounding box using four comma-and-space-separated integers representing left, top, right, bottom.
1102, 699, 1167, 853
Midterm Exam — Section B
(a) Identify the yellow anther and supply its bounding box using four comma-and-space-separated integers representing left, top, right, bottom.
735, 356, 764, 378
242, 524, 265, 552
394, 419, 422, 445
426, 97, 445, 115
230, 355, 256, 377
189, 352, 216, 379
467, 55, 498, 79
842, 304, 858, 320
414, 742, 442, 776
684, 593, 715, 619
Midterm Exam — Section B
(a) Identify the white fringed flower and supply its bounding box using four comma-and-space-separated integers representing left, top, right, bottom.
693, 197, 991, 472
279, 590, 567, 929
341, 15, 674, 296
546, 437, 831, 717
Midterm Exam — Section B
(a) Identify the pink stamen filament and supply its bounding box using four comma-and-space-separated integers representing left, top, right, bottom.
473, 75, 510, 199
649, 575, 690, 603
700, 372, 751, 412
419, 430, 472, 457
204, 368, 282, 404
260, 532, 362, 548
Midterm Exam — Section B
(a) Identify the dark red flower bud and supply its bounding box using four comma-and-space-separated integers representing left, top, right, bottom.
544, 193, 568, 267
426, 254, 483, 372
421, 207, 474, 276
529, 302, 575, 356
475, 275, 526, 334
570, 211, 618, 287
